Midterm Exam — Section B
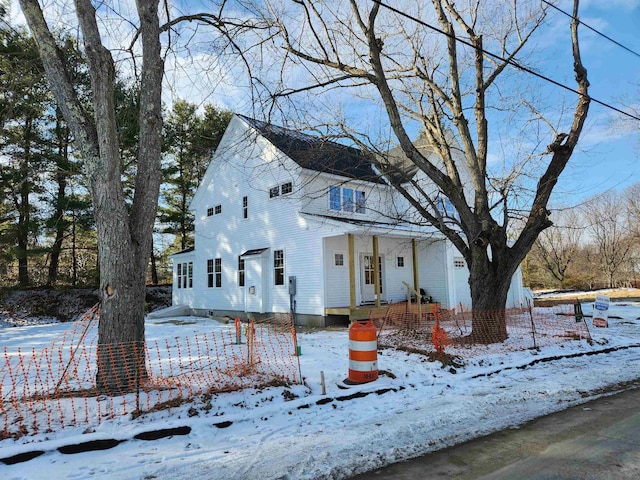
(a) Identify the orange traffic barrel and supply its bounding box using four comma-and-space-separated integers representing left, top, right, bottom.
346, 320, 378, 384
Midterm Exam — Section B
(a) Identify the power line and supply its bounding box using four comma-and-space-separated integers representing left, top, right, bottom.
542, 0, 640, 60
371, 0, 640, 123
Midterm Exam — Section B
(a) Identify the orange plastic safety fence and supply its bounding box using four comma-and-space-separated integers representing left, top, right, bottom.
372, 302, 592, 357
1, 311, 301, 440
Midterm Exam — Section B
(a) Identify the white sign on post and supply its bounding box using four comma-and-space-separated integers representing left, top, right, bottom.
593, 294, 610, 328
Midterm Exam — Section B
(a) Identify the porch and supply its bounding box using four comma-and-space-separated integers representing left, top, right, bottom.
325, 302, 441, 322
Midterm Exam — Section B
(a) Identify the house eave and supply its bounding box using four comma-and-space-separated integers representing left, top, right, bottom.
300, 212, 445, 239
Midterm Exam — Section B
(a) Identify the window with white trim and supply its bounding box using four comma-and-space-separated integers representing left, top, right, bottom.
206, 207, 214, 217
215, 258, 222, 287
177, 261, 193, 289
397, 256, 405, 268
274, 250, 284, 285
454, 258, 465, 268
329, 186, 366, 213
355, 190, 366, 213
207, 258, 222, 287
242, 196, 248, 219
238, 256, 245, 286
269, 186, 280, 198
207, 259, 214, 287
329, 185, 341, 210
281, 182, 292, 195
334, 252, 345, 267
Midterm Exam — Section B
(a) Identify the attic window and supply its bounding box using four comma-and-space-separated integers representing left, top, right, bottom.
355, 191, 366, 213
281, 182, 292, 195
207, 205, 222, 216
454, 259, 465, 268
329, 185, 366, 213
269, 186, 280, 198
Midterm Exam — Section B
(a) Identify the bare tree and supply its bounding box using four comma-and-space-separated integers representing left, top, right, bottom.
584, 190, 634, 288
533, 209, 585, 287
621, 183, 639, 287
18, 0, 261, 392
18, 0, 163, 393
255, 0, 590, 341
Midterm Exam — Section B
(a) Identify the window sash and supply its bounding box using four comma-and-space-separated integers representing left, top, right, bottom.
329, 185, 341, 210
238, 257, 245, 286
355, 190, 366, 213
215, 258, 222, 288
274, 250, 284, 285
342, 188, 354, 212
207, 259, 214, 288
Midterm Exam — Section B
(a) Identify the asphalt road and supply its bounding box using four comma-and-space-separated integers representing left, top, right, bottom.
351, 384, 640, 479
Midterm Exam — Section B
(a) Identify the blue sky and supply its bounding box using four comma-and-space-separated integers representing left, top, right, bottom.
8, 0, 639, 207
543, 0, 640, 204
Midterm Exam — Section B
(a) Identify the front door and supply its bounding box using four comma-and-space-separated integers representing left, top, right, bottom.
360, 254, 383, 304
244, 255, 265, 313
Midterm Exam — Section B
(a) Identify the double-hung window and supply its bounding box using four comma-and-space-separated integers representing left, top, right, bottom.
355, 191, 366, 213
274, 250, 284, 285
215, 258, 222, 287
342, 188, 354, 212
177, 261, 193, 289
207, 259, 214, 288
329, 185, 341, 211
238, 257, 245, 286
207, 258, 222, 287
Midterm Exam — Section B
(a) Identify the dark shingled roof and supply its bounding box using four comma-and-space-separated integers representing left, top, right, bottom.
238, 115, 387, 184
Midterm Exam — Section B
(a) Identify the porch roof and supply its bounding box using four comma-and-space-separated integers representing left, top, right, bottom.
302, 212, 444, 239
240, 247, 269, 257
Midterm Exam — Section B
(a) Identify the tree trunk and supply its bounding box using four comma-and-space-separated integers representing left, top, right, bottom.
17, 117, 32, 287
96, 241, 147, 394
72, 214, 78, 286
467, 243, 515, 343
150, 249, 158, 285
469, 273, 511, 343
18, 0, 162, 395
48, 116, 70, 285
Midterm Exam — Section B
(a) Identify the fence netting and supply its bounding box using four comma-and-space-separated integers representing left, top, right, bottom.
370, 302, 592, 357
1, 308, 301, 440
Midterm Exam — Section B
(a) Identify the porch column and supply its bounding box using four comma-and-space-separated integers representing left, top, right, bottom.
348, 233, 356, 309
412, 238, 420, 295
373, 235, 380, 307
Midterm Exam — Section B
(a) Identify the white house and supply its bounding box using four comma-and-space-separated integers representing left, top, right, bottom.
167, 114, 526, 326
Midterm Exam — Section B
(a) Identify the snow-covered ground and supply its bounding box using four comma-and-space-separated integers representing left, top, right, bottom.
2, 299, 640, 480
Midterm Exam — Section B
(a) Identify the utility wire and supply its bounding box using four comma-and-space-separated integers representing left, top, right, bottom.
542, 0, 640, 60
371, 0, 640, 123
